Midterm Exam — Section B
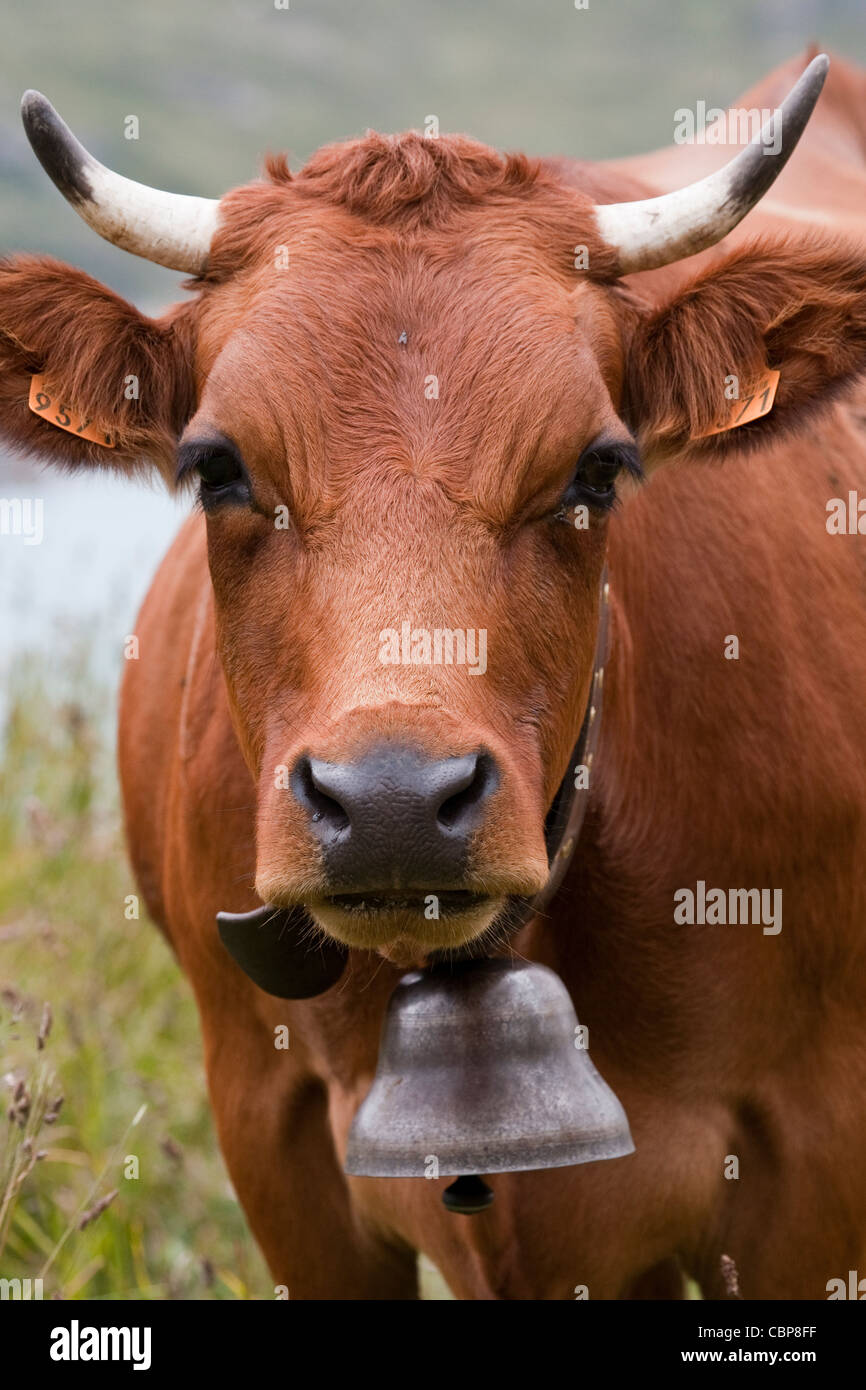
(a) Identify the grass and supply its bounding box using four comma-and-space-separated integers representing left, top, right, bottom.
0, 644, 269, 1299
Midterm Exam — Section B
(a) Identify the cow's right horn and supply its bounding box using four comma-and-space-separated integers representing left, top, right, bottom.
21, 90, 220, 275
594, 53, 830, 275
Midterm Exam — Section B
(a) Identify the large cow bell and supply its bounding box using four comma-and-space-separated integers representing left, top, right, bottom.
345, 957, 634, 1212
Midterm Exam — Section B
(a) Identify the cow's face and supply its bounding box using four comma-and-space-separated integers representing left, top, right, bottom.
7, 65, 863, 959
184, 178, 636, 957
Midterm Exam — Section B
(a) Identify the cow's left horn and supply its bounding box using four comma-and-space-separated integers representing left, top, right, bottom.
21, 91, 219, 274
594, 54, 829, 275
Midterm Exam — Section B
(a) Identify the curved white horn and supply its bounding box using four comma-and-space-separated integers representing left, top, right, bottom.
21, 91, 220, 274
595, 54, 830, 275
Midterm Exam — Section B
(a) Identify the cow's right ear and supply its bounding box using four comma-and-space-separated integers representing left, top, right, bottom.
622, 237, 866, 466
0, 255, 196, 480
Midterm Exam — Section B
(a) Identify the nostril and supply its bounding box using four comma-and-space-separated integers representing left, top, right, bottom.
292, 746, 499, 870
292, 757, 350, 834
437, 752, 498, 832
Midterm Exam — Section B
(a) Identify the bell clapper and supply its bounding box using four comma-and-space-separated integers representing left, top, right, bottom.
442, 1175, 495, 1215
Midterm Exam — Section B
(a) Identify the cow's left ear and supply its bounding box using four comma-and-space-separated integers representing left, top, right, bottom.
623, 238, 866, 463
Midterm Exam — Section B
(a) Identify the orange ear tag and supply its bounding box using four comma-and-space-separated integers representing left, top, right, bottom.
28, 374, 116, 448
693, 367, 780, 440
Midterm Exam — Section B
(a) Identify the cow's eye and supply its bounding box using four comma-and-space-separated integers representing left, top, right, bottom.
554, 440, 642, 520
574, 451, 620, 499
197, 451, 244, 492
176, 438, 251, 508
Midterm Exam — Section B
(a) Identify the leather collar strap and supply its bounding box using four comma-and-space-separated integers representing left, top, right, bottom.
217, 568, 611, 998
535, 565, 610, 915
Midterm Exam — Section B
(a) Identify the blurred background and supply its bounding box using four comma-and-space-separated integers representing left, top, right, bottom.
0, 0, 862, 1300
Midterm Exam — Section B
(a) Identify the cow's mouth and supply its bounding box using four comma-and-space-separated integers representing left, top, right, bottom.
326, 890, 486, 917
306, 887, 505, 961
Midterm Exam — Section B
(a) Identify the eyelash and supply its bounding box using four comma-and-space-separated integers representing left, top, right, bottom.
176, 444, 250, 509
177, 442, 643, 524
554, 446, 642, 520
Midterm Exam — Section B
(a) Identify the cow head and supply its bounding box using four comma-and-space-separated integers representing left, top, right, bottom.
4, 57, 866, 963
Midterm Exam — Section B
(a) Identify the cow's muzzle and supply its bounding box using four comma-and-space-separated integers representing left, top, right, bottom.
290, 743, 499, 890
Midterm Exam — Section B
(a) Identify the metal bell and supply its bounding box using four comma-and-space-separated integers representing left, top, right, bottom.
345, 957, 634, 1207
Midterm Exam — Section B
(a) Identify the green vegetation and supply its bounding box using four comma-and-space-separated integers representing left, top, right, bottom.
0, 645, 458, 1299
0, 646, 268, 1299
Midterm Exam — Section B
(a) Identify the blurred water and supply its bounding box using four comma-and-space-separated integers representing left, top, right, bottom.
0, 461, 190, 692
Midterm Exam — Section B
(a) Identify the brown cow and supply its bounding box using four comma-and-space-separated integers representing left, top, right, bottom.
3, 49, 866, 1299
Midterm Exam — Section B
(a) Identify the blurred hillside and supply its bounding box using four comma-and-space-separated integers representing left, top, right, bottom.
1, 0, 863, 305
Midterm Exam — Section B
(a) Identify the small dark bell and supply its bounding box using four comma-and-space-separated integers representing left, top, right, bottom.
345, 957, 634, 1205
217, 904, 347, 999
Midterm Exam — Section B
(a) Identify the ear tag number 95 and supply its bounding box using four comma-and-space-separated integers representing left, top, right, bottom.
29, 374, 116, 448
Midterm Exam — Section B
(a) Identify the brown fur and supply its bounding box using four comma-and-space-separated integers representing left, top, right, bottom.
0, 256, 195, 475
5, 49, 866, 1297
626, 237, 866, 453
